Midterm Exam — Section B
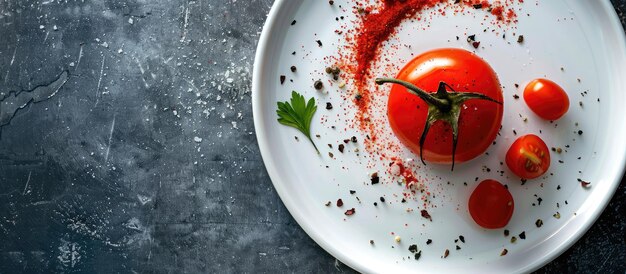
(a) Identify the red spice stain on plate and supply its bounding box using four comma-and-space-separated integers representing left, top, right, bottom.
347, 0, 518, 136
332, 0, 520, 197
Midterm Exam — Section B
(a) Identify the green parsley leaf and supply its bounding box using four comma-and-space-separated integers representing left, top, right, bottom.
276, 91, 319, 153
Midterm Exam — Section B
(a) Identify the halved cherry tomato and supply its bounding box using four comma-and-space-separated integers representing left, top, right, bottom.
382, 48, 504, 166
505, 134, 550, 179
524, 79, 569, 120
468, 179, 514, 229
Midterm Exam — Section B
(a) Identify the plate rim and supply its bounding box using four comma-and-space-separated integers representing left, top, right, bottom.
252, 0, 626, 273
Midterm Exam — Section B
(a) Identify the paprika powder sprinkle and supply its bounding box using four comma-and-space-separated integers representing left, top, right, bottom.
348, 0, 518, 137
334, 0, 519, 198
351, 0, 446, 130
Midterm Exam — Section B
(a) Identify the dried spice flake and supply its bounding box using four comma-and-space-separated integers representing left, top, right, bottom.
420, 210, 432, 221
371, 173, 380, 185
336, 199, 343, 207
578, 178, 591, 188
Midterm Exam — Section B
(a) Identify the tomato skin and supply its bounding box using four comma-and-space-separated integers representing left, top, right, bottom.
387, 48, 503, 164
468, 179, 514, 229
506, 134, 550, 179
524, 79, 569, 120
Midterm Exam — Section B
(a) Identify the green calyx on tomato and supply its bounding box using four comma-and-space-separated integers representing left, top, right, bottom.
375, 77, 502, 170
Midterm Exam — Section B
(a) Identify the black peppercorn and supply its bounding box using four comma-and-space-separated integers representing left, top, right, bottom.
314, 80, 323, 90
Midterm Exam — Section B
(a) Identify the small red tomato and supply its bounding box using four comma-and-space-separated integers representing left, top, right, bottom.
523, 79, 570, 120
468, 179, 514, 229
506, 134, 550, 179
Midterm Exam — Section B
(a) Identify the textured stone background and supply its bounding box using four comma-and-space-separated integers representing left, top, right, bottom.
0, 0, 624, 273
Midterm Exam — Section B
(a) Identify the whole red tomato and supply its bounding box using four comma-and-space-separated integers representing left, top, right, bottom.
377, 48, 504, 169
524, 79, 569, 121
468, 179, 514, 229
506, 134, 550, 179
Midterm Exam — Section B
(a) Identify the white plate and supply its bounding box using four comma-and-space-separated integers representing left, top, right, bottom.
253, 1, 626, 273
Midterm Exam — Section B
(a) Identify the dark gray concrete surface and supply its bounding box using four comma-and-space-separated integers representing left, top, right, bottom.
0, 0, 624, 273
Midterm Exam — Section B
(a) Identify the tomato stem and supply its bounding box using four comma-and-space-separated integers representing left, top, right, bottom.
375, 78, 451, 111
376, 77, 502, 171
